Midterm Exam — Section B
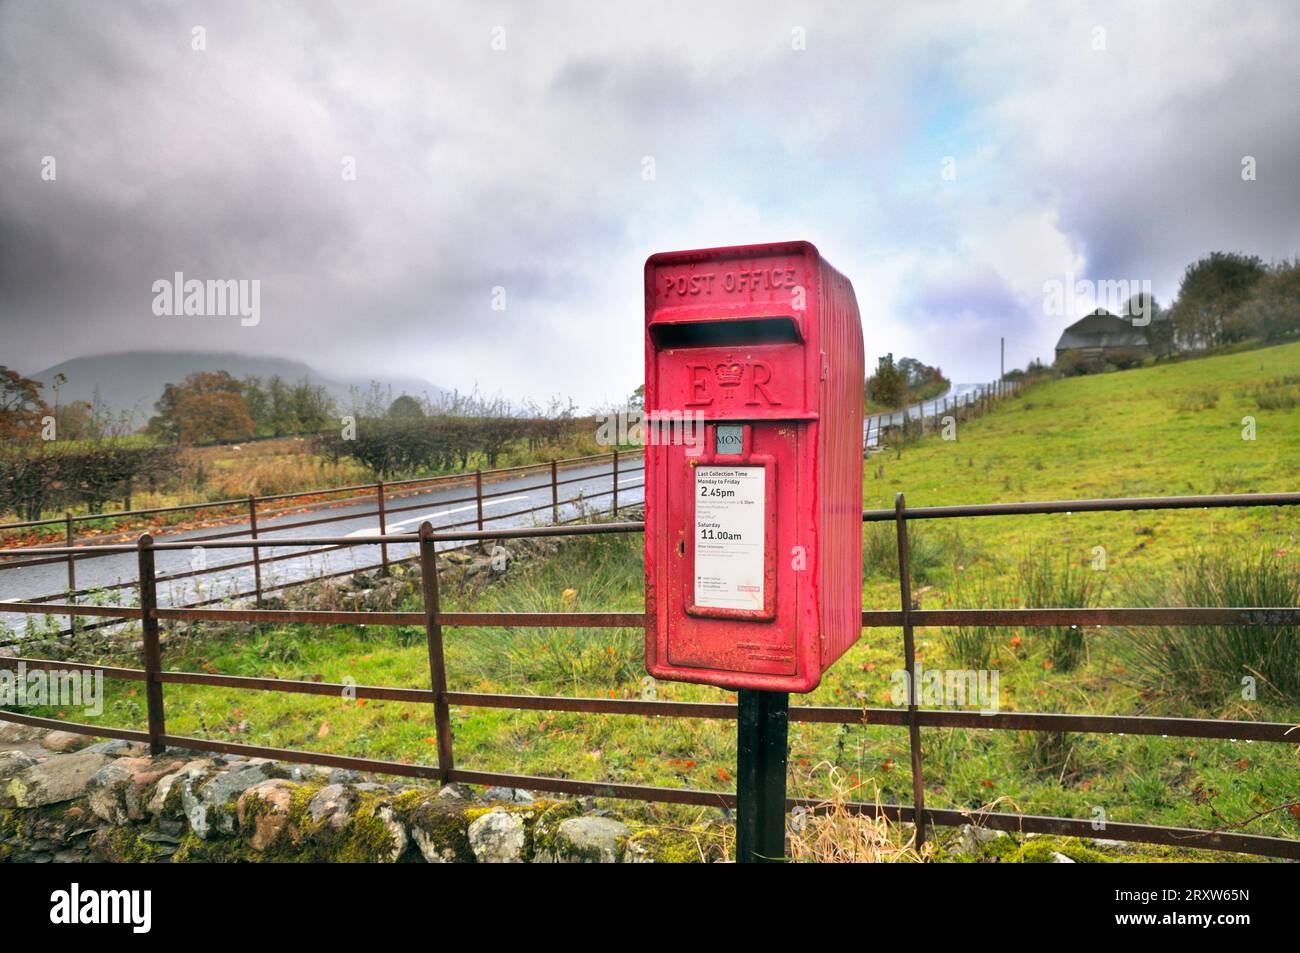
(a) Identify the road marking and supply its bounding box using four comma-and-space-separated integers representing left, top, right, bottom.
345, 495, 530, 538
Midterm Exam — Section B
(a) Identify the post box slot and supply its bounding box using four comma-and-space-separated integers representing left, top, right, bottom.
648, 316, 801, 349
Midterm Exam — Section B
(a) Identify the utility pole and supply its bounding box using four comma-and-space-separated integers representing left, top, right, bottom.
1000, 336, 1005, 382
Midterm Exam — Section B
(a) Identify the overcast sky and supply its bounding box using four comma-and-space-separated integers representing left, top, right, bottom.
2, 1, 1298, 408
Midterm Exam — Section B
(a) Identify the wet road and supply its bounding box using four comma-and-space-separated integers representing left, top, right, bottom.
864, 383, 986, 448
0, 459, 644, 637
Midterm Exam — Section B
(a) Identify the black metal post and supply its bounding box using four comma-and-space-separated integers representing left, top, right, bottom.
735, 688, 789, 863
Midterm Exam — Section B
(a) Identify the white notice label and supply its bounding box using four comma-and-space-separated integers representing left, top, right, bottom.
693, 466, 765, 610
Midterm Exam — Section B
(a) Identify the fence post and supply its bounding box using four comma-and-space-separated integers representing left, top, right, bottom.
136, 534, 166, 756
893, 493, 927, 854
248, 496, 263, 608
474, 469, 485, 552
64, 512, 77, 635
612, 449, 620, 515
735, 688, 789, 863
376, 481, 390, 573
551, 460, 559, 524
418, 522, 455, 781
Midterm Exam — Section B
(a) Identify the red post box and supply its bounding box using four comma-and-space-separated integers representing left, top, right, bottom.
644, 241, 864, 693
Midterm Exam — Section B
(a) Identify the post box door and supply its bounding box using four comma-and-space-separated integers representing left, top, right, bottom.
660, 420, 802, 676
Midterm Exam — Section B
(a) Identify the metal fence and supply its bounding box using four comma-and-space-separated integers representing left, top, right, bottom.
865, 378, 1022, 449
1, 486, 1299, 860
0, 449, 642, 639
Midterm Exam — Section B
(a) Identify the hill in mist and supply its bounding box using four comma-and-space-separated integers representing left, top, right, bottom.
27, 350, 445, 423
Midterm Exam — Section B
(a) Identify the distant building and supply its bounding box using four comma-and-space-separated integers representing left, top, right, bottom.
1054, 309, 1152, 361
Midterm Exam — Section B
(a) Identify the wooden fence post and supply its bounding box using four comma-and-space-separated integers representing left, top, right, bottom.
893, 494, 927, 852
248, 496, 263, 608
376, 481, 390, 573
136, 534, 166, 756
418, 522, 455, 781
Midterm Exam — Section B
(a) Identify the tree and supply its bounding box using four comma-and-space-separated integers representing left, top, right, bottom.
1234, 259, 1300, 343
262, 375, 333, 436
242, 376, 271, 434
52, 400, 96, 441
288, 378, 333, 433
0, 366, 50, 441
387, 394, 425, 420
866, 354, 906, 407
1123, 292, 1174, 356
175, 391, 254, 444
148, 371, 251, 444
1169, 252, 1267, 350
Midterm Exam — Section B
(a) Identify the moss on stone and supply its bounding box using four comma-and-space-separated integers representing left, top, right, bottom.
398, 794, 475, 863
94, 826, 169, 863
623, 825, 723, 863
1011, 837, 1112, 863
527, 800, 582, 860
160, 777, 187, 817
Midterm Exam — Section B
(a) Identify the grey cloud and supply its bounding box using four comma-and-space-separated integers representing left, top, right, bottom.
2, 1, 1299, 399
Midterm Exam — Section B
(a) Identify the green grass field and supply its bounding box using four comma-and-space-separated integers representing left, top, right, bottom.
14, 342, 1300, 858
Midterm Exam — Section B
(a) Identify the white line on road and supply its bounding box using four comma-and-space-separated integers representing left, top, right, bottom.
345, 495, 530, 538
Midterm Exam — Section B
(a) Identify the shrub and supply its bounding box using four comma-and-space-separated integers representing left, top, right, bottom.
940, 572, 1008, 669
1106, 347, 1147, 370
862, 521, 951, 585
1119, 550, 1300, 706
1054, 350, 1106, 377
1174, 388, 1218, 412
1241, 375, 1300, 411
1017, 548, 1104, 672
0, 441, 176, 520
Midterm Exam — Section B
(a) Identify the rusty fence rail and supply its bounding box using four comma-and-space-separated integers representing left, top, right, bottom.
1, 488, 1299, 859
0, 449, 643, 639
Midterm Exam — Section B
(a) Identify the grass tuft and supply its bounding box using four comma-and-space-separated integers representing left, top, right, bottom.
1017, 547, 1105, 672
1119, 549, 1300, 707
